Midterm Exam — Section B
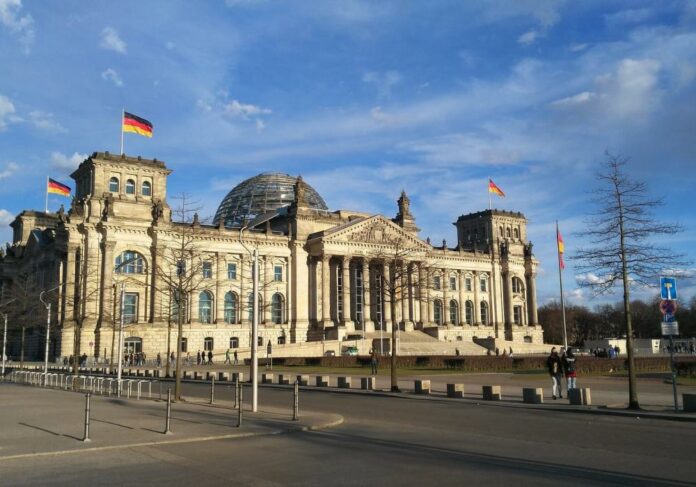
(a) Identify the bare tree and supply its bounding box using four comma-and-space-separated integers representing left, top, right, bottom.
4, 270, 42, 367
573, 152, 689, 409
152, 194, 208, 401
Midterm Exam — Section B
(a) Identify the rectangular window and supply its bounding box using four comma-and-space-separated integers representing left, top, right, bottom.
274, 265, 283, 282
465, 277, 472, 292
124, 293, 138, 323
227, 263, 237, 280
202, 262, 212, 278
433, 276, 441, 290
513, 306, 522, 325
180, 337, 188, 353
176, 260, 186, 277
480, 278, 487, 293
204, 337, 214, 351
449, 276, 457, 291
230, 337, 239, 349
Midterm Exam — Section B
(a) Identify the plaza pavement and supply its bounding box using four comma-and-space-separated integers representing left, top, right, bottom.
0, 383, 342, 460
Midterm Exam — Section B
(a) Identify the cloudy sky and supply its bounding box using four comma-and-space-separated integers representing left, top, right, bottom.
1, 0, 694, 307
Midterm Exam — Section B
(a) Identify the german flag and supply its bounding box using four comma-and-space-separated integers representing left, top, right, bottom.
488, 178, 505, 197
122, 111, 153, 138
557, 225, 565, 270
47, 178, 71, 197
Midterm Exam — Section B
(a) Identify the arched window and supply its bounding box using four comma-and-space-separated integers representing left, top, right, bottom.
512, 277, 525, 294
125, 179, 136, 195
142, 180, 152, 196
272, 293, 284, 324
114, 250, 145, 274
434, 299, 443, 325
171, 290, 186, 322
247, 293, 263, 322
499, 226, 503, 237
465, 300, 473, 324
514, 228, 519, 239
480, 301, 489, 325
224, 291, 237, 324
449, 299, 458, 324
199, 291, 213, 324
109, 177, 119, 193
506, 227, 511, 238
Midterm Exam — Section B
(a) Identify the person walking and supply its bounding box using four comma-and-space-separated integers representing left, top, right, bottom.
208, 350, 213, 365
225, 349, 231, 365
156, 353, 162, 368
563, 347, 577, 390
547, 347, 563, 400
197, 350, 201, 366
370, 348, 378, 375
233, 350, 238, 366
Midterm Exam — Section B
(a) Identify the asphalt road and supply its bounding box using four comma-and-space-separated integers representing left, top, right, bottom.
2, 382, 695, 486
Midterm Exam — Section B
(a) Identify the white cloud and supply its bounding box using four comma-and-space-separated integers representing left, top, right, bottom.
604, 8, 653, 26
100, 27, 126, 54
0, 162, 18, 179
0, 94, 21, 130
28, 110, 66, 133
569, 43, 588, 52
50, 151, 86, 172
101, 68, 123, 87
0, 208, 13, 226
370, 106, 398, 126
611, 58, 661, 117
551, 91, 596, 107
518, 29, 539, 46
223, 99, 271, 119
0, 0, 34, 53
255, 118, 265, 133
362, 70, 401, 99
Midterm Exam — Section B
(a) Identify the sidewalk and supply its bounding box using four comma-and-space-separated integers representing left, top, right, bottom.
0, 383, 342, 460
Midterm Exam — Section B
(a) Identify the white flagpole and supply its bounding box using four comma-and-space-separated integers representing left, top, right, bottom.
488, 178, 492, 210
45, 176, 49, 213
556, 220, 568, 349
120, 108, 124, 155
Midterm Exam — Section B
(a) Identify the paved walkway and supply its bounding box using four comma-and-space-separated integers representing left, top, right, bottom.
0, 383, 342, 460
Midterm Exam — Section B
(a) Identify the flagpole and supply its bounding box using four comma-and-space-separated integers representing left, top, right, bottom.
120, 108, 124, 155
45, 176, 48, 213
488, 178, 492, 210
556, 220, 568, 349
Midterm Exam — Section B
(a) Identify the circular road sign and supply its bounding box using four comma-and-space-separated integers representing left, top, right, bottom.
660, 300, 677, 315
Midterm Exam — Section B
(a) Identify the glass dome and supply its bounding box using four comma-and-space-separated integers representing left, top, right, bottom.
213, 172, 328, 228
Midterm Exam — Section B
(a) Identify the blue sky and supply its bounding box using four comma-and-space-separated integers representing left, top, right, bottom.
1, 0, 695, 307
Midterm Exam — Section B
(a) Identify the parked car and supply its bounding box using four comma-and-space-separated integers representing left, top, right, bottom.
342, 346, 359, 356
324, 350, 336, 357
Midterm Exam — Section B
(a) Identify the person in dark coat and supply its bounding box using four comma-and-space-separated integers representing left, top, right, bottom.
197, 350, 201, 365
547, 347, 563, 399
562, 347, 577, 390
208, 350, 213, 364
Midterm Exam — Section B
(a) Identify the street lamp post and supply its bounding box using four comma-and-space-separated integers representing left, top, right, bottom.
239, 225, 259, 413
39, 286, 60, 386
116, 281, 125, 396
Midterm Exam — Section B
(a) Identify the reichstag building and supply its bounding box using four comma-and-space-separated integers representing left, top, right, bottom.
0, 152, 543, 361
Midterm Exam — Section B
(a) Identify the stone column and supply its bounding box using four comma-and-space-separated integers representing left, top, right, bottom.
400, 264, 408, 329
362, 259, 373, 330
527, 273, 539, 325
383, 262, 392, 332
504, 271, 513, 326
473, 271, 481, 324
321, 255, 331, 326
442, 268, 449, 326
240, 255, 248, 324
418, 263, 426, 326
458, 270, 466, 325
215, 253, 225, 323
263, 256, 272, 324
63, 244, 79, 322
100, 240, 116, 326
342, 256, 352, 327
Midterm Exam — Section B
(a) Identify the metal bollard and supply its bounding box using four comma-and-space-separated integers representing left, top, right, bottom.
293, 380, 299, 421
83, 393, 91, 442
164, 388, 172, 435
234, 376, 239, 409
237, 380, 243, 428
210, 376, 215, 404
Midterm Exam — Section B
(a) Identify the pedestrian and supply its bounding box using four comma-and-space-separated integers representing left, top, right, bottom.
455, 348, 460, 356
563, 347, 577, 390
370, 348, 378, 375
225, 349, 231, 365
233, 350, 238, 366
186, 352, 191, 366
156, 353, 162, 368
547, 347, 563, 400
208, 350, 213, 364
509, 347, 514, 358
170, 351, 175, 365
197, 350, 201, 366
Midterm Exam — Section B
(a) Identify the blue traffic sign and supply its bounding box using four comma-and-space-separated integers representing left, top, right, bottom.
664, 312, 676, 323
660, 277, 678, 300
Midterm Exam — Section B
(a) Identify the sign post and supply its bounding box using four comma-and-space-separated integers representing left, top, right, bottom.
660, 277, 679, 411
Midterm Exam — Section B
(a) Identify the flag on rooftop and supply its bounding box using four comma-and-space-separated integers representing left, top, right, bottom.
122, 111, 153, 138
47, 177, 71, 197
488, 178, 505, 197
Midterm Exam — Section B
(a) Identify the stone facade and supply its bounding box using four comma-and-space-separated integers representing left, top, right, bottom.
0, 152, 543, 361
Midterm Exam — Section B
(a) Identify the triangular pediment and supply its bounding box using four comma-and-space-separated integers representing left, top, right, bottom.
312, 215, 430, 250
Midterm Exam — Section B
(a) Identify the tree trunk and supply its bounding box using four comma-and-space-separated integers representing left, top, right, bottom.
618, 186, 639, 409
390, 281, 399, 392
174, 298, 183, 401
